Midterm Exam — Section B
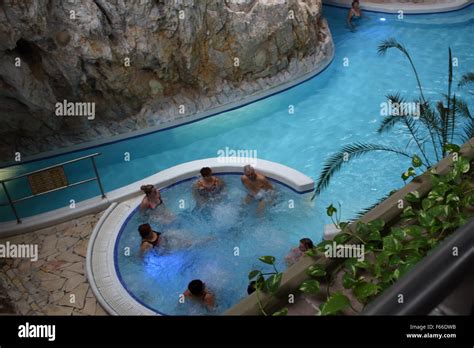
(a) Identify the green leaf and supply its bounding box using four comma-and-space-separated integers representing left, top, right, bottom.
334, 233, 351, 244
367, 229, 382, 241
259, 256, 276, 265
306, 264, 327, 278
326, 204, 337, 217
272, 307, 288, 316
401, 206, 415, 218
445, 193, 460, 205
305, 248, 318, 257
418, 210, 435, 228
391, 227, 406, 241
404, 225, 424, 238
320, 292, 351, 315
412, 154, 423, 168
342, 272, 358, 289
299, 279, 320, 294
401, 167, 416, 181
248, 270, 260, 280
405, 190, 421, 203
443, 143, 460, 153
354, 282, 379, 301
421, 198, 434, 211
454, 156, 470, 174
266, 273, 283, 294
383, 235, 402, 253
367, 219, 385, 232
299, 279, 319, 294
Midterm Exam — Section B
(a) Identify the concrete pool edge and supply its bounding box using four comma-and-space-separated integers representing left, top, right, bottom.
224, 137, 474, 315
323, 0, 474, 14
0, 158, 314, 237
85, 158, 314, 315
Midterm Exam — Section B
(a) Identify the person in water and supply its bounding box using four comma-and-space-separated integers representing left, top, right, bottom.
138, 223, 162, 253
193, 167, 225, 205
139, 184, 173, 223
347, 0, 362, 31
140, 185, 163, 211
241, 165, 274, 213
183, 279, 215, 309
285, 238, 314, 266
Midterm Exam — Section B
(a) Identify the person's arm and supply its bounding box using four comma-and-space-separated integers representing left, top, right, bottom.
204, 293, 215, 308
140, 242, 152, 253
347, 9, 354, 28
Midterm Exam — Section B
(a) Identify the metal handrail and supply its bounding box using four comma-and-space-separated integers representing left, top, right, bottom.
0, 153, 106, 224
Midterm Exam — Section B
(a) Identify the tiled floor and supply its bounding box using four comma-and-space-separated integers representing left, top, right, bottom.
0, 213, 108, 315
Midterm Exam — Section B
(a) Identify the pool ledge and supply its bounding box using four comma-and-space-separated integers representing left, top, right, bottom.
85, 158, 314, 315
323, 0, 473, 14
0, 158, 314, 238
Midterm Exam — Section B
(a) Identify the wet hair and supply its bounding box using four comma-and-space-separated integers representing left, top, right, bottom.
188, 279, 204, 296
247, 281, 256, 295
140, 184, 155, 195
138, 223, 152, 238
300, 238, 314, 250
243, 165, 255, 174
352, 0, 359, 6
200, 167, 212, 177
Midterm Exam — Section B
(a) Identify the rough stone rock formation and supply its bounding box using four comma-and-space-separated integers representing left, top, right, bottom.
0, 0, 333, 161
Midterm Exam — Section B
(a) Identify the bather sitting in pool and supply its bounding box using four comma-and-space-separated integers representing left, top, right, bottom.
183, 279, 215, 310
347, 0, 362, 31
139, 184, 173, 223
193, 167, 225, 206
138, 223, 162, 253
241, 165, 274, 213
285, 238, 314, 266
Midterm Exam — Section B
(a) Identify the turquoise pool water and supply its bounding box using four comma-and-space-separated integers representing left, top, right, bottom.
1, 5, 473, 226
115, 175, 316, 315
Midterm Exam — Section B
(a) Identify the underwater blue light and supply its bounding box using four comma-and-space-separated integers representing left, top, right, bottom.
380, 17, 386, 21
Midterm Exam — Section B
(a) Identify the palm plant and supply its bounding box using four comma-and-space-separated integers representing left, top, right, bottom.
311, 38, 474, 200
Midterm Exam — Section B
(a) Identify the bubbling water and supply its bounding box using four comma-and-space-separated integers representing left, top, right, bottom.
115, 175, 322, 315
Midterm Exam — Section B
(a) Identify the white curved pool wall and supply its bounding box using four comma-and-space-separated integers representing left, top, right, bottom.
324, 0, 473, 13
0, 158, 314, 237
84, 158, 314, 315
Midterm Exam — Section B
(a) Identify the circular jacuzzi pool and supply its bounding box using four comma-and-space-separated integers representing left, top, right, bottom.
87, 158, 317, 315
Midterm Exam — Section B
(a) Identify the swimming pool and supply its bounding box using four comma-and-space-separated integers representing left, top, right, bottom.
1, 5, 473, 225
114, 175, 316, 315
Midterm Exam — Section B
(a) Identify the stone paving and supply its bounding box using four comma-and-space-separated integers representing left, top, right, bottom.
0, 213, 108, 315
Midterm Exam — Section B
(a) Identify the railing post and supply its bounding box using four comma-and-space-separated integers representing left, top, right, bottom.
91, 157, 106, 198
1, 181, 21, 223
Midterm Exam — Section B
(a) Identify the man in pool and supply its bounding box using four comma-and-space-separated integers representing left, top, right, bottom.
183, 279, 215, 310
193, 167, 225, 206
241, 165, 274, 213
285, 238, 314, 266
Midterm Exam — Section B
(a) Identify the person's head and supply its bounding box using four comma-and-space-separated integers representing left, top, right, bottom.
200, 167, 213, 179
352, 0, 359, 9
299, 238, 314, 252
247, 281, 256, 295
141, 184, 159, 198
243, 165, 256, 180
188, 279, 205, 296
138, 223, 153, 239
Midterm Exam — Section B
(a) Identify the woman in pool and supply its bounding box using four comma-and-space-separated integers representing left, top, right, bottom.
138, 223, 162, 253
347, 0, 362, 31
193, 167, 225, 205
285, 238, 314, 266
139, 184, 173, 223
183, 279, 215, 310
